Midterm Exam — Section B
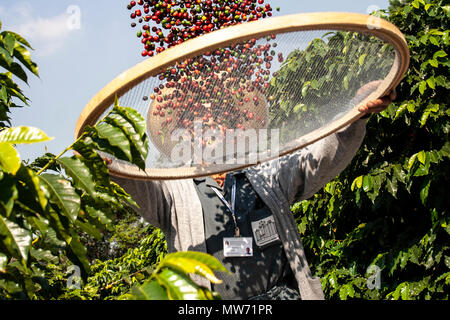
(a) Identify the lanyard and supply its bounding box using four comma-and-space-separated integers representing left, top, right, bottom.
211, 177, 240, 237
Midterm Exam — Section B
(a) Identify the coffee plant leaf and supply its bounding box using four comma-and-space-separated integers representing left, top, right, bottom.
57, 157, 96, 197
155, 268, 208, 300
39, 173, 80, 223
0, 126, 52, 144
0, 142, 20, 175
131, 280, 169, 300
0, 215, 31, 264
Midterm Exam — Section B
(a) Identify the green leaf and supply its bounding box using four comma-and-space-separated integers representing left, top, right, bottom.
0, 46, 13, 66
420, 179, 431, 205
0, 61, 28, 83
13, 44, 39, 76
0, 174, 18, 217
351, 176, 363, 191
29, 248, 58, 264
0, 216, 31, 263
418, 81, 427, 95
293, 103, 306, 114
343, 75, 349, 91
301, 81, 310, 97
39, 174, 80, 223
3, 32, 15, 56
414, 157, 430, 176
0, 126, 52, 144
72, 137, 110, 187
406, 102, 416, 113
106, 113, 148, 161
25, 216, 49, 236
0, 76, 28, 104
408, 153, 418, 169
419, 34, 428, 45
386, 178, 398, 198
339, 283, 355, 300
400, 283, 411, 300
96, 122, 132, 162
435, 75, 449, 88
57, 157, 96, 196
328, 273, 338, 289
0, 142, 21, 175
394, 103, 408, 120
131, 280, 169, 300
101, 112, 148, 170
417, 151, 426, 165
113, 105, 147, 137
441, 142, 450, 157
110, 181, 138, 208
429, 36, 439, 46
163, 251, 228, 273
16, 165, 48, 211
74, 220, 102, 240
428, 59, 439, 68
359, 53, 368, 66
363, 175, 373, 192
426, 76, 436, 89
0, 252, 7, 270
159, 252, 227, 284
155, 268, 208, 300
85, 205, 113, 226
433, 50, 447, 59
0, 85, 8, 104
1, 31, 33, 49
67, 229, 89, 272
420, 110, 431, 128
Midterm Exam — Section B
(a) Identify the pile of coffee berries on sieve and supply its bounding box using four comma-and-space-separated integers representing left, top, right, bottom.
149, 34, 284, 139
127, 0, 279, 57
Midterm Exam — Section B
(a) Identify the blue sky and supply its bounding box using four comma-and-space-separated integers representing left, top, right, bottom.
0, 0, 390, 162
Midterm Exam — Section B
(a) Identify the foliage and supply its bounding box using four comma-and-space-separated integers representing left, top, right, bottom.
0, 20, 39, 129
39, 224, 166, 300
0, 105, 149, 298
128, 251, 226, 300
0, 17, 225, 300
31, 226, 224, 301
288, 0, 449, 300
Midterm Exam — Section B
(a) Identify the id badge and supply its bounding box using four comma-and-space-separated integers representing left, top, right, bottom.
223, 237, 253, 257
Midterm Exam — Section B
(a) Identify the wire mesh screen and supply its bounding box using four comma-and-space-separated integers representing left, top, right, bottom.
101, 29, 396, 178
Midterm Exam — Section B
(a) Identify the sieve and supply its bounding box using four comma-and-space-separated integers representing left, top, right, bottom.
75, 12, 409, 180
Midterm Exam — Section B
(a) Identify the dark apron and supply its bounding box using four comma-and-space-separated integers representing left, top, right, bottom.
193, 172, 300, 300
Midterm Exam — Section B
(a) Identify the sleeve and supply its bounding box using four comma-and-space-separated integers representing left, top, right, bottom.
276, 118, 367, 204
111, 175, 172, 232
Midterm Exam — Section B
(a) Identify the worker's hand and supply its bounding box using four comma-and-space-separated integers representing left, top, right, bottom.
357, 80, 397, 115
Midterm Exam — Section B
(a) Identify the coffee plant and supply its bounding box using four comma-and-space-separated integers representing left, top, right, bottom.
0, 18, 222, 300
287, 0, 449, 300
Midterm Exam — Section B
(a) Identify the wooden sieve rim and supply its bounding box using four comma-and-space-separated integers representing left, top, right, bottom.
75, 12, 410, 180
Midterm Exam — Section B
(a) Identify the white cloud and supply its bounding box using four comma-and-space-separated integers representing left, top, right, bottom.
2, 2, 80, 56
